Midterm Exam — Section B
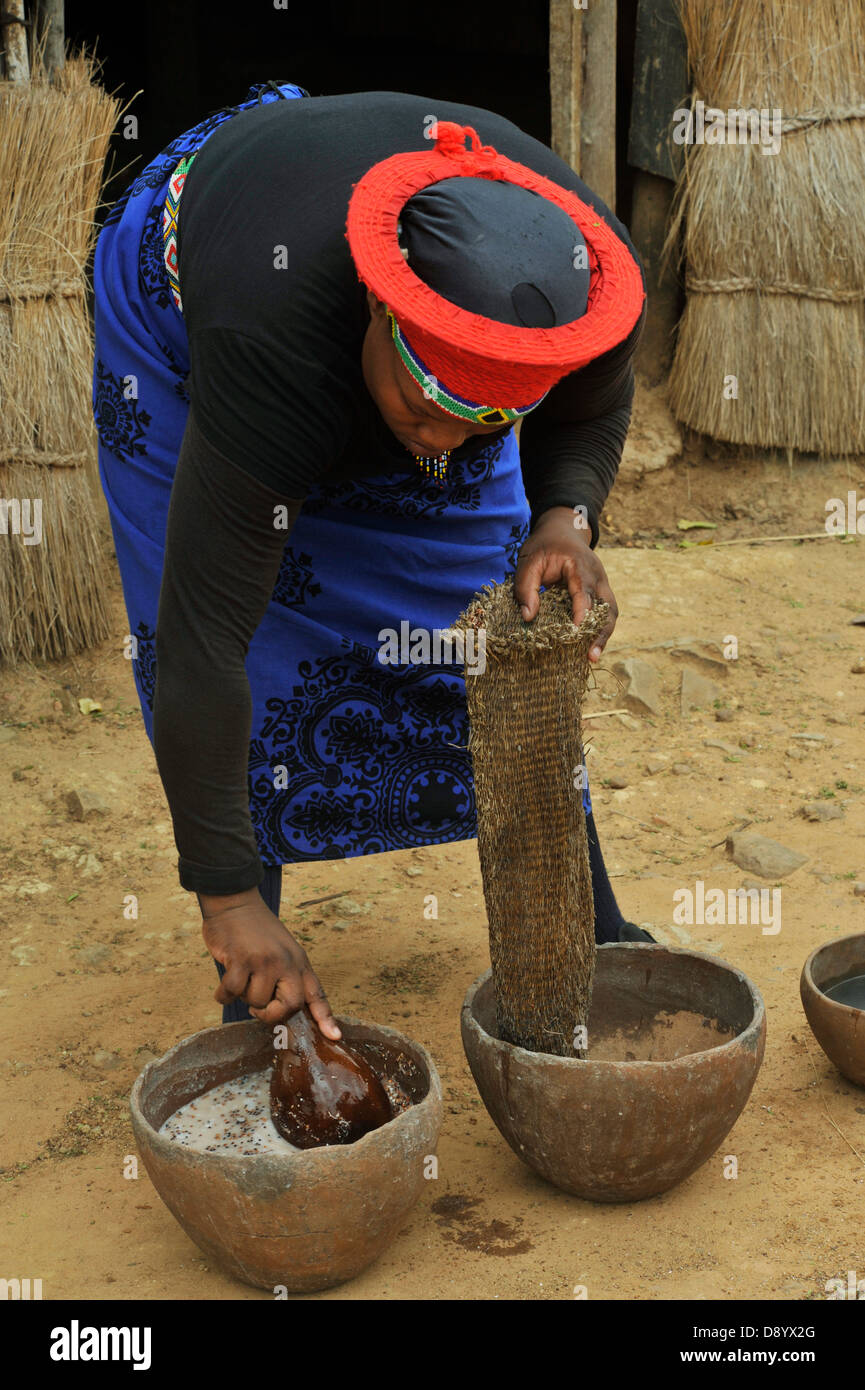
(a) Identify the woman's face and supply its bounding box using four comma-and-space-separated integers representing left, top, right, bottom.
361, 292, 507, 457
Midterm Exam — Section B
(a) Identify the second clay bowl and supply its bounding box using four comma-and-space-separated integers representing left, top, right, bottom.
461, 943, 766, 1202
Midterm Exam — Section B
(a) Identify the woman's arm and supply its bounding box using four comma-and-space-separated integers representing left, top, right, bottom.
512, 298, 646, 649
152, 406, 303, 895
517, 296, 647, 548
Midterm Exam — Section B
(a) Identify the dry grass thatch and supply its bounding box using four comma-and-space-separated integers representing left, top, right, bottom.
453, 580, 607, 1057
0, 50, 120, 662
667, 0, 865, 453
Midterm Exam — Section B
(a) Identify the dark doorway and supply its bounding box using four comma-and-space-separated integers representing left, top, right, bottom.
66, 0, 554, 220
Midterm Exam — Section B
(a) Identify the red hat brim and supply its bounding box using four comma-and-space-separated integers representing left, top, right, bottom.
346, 122, 646, 407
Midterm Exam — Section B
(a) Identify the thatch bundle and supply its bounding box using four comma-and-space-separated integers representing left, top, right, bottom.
667, 0, 865, 453
453, 581, 607, 1057
0, 51, 119, 662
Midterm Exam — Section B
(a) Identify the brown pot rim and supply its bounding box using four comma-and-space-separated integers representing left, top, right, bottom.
801, 931, 865, 1016
130, 1014, 442, 1170
462, 942, 765, 1072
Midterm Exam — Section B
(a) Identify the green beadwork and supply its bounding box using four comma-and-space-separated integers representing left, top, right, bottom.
387, 312, 531, 425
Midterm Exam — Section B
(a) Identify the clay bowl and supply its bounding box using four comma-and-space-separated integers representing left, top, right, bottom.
801, 933, 865, 1087
130, 1016, 442, 1293
461, 943, 765, 1202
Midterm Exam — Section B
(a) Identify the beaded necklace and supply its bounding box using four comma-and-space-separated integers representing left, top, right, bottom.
412, 450, 451, 485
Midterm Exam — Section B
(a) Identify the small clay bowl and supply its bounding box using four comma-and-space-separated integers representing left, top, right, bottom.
131, 1017, 442, 1293
461, 944, 766, 1202
801, 932, 865, 1087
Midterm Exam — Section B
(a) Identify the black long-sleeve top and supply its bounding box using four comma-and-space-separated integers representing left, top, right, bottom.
151, 91, 646, 895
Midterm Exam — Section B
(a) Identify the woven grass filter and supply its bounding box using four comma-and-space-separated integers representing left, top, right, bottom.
0, 50, 120, 662
666, 0, 865, 453
452, 579, 609, 1058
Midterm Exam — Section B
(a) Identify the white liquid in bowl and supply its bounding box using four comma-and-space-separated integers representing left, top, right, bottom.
158, 1069, 290, 1156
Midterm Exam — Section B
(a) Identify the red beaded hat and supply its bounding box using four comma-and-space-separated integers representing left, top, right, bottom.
346, 120, 645, 414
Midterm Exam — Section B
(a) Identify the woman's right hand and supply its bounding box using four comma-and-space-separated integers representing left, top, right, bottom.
199, 888, 342, 1038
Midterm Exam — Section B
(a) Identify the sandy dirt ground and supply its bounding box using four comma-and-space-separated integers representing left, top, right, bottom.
2, 393, 864, 1301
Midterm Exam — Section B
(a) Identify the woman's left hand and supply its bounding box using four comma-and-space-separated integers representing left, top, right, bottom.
513, 505, 618, 663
